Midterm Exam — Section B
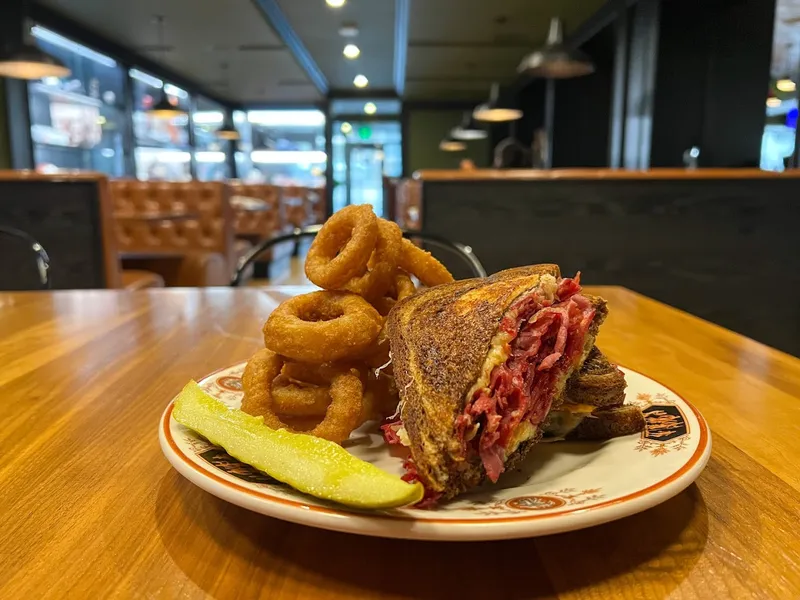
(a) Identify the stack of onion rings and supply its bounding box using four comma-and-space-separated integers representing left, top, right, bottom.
242, 204, 454, 444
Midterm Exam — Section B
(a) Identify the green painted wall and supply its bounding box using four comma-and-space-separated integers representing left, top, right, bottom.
406, 109, 490, 175
0, 81, 10, 169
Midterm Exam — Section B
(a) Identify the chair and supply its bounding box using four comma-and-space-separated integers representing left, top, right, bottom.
0, 225, 50, 290
230, 225, 487, 287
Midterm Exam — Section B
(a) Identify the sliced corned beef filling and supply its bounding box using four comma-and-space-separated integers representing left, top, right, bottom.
455, 275, 595, 482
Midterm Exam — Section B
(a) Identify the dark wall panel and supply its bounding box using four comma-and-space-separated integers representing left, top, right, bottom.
551, 24, 616, 167
422, 178, 800, 356
651, 0, 776, 167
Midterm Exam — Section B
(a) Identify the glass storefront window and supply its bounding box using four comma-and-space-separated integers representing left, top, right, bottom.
131, 68, 191, 181
246, 110, 326, 186
28, 26, 126, 176
193, 96, 230, 181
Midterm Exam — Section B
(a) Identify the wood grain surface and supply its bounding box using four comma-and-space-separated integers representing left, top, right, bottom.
1, 286, 799, 599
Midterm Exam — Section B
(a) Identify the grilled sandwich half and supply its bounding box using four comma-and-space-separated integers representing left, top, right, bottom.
385, 266, 607, 501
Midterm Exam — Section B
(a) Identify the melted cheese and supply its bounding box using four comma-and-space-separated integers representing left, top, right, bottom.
506, 421, 538, 455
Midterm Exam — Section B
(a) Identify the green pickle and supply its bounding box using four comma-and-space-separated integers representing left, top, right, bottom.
172, 381, 424, 509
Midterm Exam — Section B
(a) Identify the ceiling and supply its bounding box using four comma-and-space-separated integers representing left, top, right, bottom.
35, 0, 606, 104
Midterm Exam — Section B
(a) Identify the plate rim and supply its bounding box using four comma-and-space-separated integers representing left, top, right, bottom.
159, 364, 711, 539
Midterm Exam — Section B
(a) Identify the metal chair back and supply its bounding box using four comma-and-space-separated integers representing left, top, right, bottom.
230, 226, 486, 287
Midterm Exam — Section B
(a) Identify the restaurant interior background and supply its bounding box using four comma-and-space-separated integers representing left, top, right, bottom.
0, 0, 798, 357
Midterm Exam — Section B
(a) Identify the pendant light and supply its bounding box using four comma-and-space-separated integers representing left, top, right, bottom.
518, 17, 594, 79
215, 63, 239, 140
147, 16, 185, 119
0, 1, 70, 80
451, 111, 488, 141
439, 136, 466, 152
473, 83, 522, 123
217, 113, 240, 141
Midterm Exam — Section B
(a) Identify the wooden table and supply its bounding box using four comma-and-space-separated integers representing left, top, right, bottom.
2, 287, 799, 599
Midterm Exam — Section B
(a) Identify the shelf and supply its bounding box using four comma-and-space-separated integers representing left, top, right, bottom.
29, 83, 104, 108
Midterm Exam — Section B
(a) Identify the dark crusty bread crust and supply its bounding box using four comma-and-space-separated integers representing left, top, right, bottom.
561, 347, 627, 408
565, 405, 645, 440
387, 267, 607, 499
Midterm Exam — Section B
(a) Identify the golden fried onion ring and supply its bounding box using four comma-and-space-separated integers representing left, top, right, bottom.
370, 270, 416, 316
340, 219, 403, 299
397, 238, 454, 288
305, 204, 378, 289
241, 349, 364, 444
263, 291, 382, 363
271, 374, 331, 417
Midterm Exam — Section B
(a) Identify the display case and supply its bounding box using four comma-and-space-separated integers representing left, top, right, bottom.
193, 96, 231, 181
27, 26, 127, 176
130, 68, 192, 181
246, 110, 326, 186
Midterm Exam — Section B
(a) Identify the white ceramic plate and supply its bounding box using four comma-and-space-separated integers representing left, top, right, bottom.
159, 364, 711, 541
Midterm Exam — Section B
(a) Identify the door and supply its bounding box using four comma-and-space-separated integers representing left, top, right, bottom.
345, 143, 385, 217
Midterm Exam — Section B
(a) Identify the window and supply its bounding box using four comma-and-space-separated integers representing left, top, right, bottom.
28, 26, 127, 176
130, 68, 192, 181
193, 96, 230, 181
246, 110, 326, 186
762, 0, 799, 171
233, 110, 253, 181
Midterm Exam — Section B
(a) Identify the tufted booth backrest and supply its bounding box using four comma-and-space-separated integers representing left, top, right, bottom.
307, 186, 326, 224
228, 184, 284, 238
281, 186, 312, 228
110, 180, 233, 257
395, 179, 422, 230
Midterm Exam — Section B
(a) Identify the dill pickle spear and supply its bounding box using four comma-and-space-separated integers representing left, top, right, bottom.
172, 381, 423, 509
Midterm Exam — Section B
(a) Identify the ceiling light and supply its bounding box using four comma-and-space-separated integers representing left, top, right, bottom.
473, 83, 522, 122
148, 94, 187, 118
777, 79, 796, 93
343, 44, 360, 59
451, 111, 488, 141
326, 0, 346, 7
0, 44, 71, 80
363, 102, 377, 115
518, 17, 595, 79
766, 97, 781, 108
339, 22, 359, 37
340, 121, 353, 133
439, 136, 467, 152
354, 74, 368, 88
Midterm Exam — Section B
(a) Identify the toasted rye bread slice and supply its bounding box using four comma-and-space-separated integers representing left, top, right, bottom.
387, 268, 607, 499
565, 405, 645, 440
560, 346, 627, 408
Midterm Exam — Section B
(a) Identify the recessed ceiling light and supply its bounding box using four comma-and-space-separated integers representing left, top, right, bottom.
364, 102, 377, 115
766, 97, 781, 108
326, 0, 345, 7
340, 121, 352, 133
777, 78, 796, 92
343, 44, 360, 59
339, 22, 359, 37
354, 74, 368, 88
